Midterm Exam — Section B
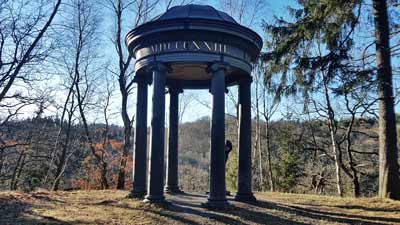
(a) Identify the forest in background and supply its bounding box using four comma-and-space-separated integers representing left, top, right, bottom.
1, 0, 400, 201
0, 114, 381, 198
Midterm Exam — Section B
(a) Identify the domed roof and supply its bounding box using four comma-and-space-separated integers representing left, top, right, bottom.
151, 4, 237, 24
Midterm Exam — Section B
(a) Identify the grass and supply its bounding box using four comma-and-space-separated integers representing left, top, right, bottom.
0, 190, 399, 224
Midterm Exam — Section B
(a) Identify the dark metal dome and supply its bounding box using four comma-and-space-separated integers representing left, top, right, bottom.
151, 4, 238, 24
125, 4, 263, 88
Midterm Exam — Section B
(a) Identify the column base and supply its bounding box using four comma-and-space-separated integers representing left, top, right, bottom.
127, 188, 146, 199
143, 194, 168, 204
202, 199, 229, 209
164, 185, 184, 194
234, 192, 257, 203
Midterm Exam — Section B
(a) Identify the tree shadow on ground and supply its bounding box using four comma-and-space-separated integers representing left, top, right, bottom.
334, 204, 400, 213
152, 193, 399, 225
0, 193, 87, 225
170, 201, 308, 225
181, 192, 207, 198
2, 191, 398, 225
116, 199, 307, 225
255, 199, 399, 225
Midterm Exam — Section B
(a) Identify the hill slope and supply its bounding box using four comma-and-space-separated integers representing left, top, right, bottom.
1, 190, 399, 225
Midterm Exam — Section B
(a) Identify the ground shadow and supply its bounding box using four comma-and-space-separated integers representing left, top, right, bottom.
157, 193, 400, 225
118, 199, 308, 225
2, 191, 398, 225
334, 204, 400, 213
0, 193, 87, 225
256, 199, 398, 225
160, 194, 309, 225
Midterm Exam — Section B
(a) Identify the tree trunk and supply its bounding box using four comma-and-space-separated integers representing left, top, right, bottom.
0, 148, 4, 177
76, 79, 109, 190
345, 126, 361, 198
113, 0, 133, 190
373, 0, 400, 200
254, 76, 264, 190
101, 161, 109, 189
116, 124, 131, 190
13, 154, 26, 190
116, 86, 132, 190
322, 76, 343, 197
10, 149, 25, 190
344, 94, 361, 198
52, 99, 75, 191
330, 130, 343, 197
71, 0, 108, 189
265, 120, 274, 192
256, 107, 264, 190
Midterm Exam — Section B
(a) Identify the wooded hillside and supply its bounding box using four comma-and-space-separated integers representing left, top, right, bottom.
1, 0, 400, 202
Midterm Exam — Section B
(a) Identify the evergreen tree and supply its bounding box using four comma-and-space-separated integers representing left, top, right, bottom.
372, 0, 400, 200
274, 121, 302, 192
263, 0, 400, 199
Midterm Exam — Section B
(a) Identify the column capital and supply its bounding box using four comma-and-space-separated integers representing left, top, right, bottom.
207, 61, 230, 74
133, 75, 152, 85
167, 85, 183, 95
238, 76, 253, 85
147, 62, 171, 73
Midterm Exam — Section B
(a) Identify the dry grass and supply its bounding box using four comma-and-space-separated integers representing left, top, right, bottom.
0, 190, 399, 225
256, 192, 400, 225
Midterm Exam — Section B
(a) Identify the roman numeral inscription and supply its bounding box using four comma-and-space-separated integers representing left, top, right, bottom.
150, 41, 229, 54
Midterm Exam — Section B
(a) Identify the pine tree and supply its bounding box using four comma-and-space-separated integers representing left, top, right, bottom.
263, 0, 400, 200
274, 121, 302, 192
372, 0, 400, 200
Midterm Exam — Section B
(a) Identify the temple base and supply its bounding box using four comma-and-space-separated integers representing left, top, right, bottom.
164, 185, 184, 194
234, 192, 257, 203
127, 188, 146, 199
202, 195, 229, 209
143, 194, 168, 204
202, 199, 229, 209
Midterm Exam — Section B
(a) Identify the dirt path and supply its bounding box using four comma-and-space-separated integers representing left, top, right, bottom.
1, 190, 399, 224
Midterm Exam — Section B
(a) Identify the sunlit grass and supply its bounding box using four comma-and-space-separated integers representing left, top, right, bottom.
1, 190, 399, 225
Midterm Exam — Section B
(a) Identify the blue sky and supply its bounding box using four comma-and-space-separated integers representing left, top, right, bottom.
5, 0, 306, 125
6, 0, 395, 127
12, 0, 391, 126
81, 0, 300, 125
176, 0, 298, 123
111, 0, 398, 127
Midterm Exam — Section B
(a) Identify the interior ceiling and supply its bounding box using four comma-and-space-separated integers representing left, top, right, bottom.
168, 64, 243, 82
168, 64, 211, 80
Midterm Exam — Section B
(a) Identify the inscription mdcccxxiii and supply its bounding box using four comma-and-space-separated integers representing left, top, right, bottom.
150, 41, 229, 54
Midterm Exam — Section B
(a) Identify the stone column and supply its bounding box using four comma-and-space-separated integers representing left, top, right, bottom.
164, 86, 183, 194
129, 75, 149, 198
235, 77, 256, 202
144, 62, 168, 203
204, 62, 229, 208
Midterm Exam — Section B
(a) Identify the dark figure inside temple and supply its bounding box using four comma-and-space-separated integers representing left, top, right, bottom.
225, 140, 233, 164
224, 140, 233, 196
206, 140, 234, 196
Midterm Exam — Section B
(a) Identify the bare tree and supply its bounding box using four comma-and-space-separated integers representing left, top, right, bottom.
105, 0, 158, 189
62, 0, 109, 189
252, 64, 264, 190
218, 0, 265, 26
0, 0, 62, 160
0, 0, 62, 103
258, 63, 279, 192
178, 92, 194, 124
162, 0, 195, 11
